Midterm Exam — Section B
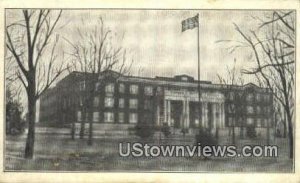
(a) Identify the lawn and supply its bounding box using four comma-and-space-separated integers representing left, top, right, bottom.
5, 127, 293, 172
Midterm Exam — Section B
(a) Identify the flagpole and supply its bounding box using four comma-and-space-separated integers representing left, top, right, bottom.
197, 13, 202, 129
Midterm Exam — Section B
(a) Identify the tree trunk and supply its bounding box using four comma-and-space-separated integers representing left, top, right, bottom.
88, 117, 93, 145
79, 109, 86, 139
71, 121, 75, 140
232, 125, 235, 144
24, 85, 36, 159
283, 110, 287, 138
266, 121, 270, 145
286, 109, 293, 159
87, 82, 96, 146
87, 102, 94, 145
240, 126, 244, 139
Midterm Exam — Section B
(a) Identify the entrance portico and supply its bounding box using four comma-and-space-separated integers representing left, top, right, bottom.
157, 89, 226, 130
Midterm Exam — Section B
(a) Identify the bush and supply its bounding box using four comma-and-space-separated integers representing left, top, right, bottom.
195, 128, 218, 146
6, 101, 25, 135
135, 123, 155, 139
246, 126, 256, 138
161, 123, 171, 137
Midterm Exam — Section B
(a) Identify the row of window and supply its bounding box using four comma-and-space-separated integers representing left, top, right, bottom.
228, 92, 271, 102
228, 117, 271, 127
228, 104, 271, 114
104, 83, 153, 95
80, 81, 154, 95
77, 111, 138, 123
92, 97, 152, 109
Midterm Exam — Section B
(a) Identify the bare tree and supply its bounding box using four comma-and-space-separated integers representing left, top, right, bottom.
5, 9, 67, 158
217, 59, 246, 144
5, 59, 23, 103
64, 16, 133, 145
232, 11, 295, 159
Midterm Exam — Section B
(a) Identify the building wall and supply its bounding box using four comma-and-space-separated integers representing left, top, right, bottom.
39, 71, 274, 131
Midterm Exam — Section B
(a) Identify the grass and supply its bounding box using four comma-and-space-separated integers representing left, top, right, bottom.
5, 127, 293, 172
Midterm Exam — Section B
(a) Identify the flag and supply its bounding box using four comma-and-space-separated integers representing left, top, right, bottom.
181, 15, 199, 32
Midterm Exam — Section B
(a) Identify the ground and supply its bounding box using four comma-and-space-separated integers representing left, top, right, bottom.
5, 126, 293, 172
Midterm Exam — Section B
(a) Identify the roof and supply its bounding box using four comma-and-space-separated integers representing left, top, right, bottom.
52, 70, 271, 93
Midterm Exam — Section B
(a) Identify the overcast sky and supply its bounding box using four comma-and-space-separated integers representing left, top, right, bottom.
6, 9, 268, 83
6, 9, 272, 116
60, 10, 272, 83
60, 10, 265, 83
4, 9, 296, 121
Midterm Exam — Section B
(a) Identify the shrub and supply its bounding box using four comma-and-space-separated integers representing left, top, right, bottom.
195, 128, 218, 146
246, 126, 256, 138
135, 123, 155, 139
6, 101, 25, 135
161, 123, 171, 137
181, 128, 189, 135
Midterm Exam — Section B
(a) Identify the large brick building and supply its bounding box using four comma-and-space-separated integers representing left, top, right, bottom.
40, 70, 274, 134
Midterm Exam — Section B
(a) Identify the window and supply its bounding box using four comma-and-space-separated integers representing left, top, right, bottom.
228, 104, 235, 113
268, 118, 272, 127
265, 118, 270, 127
256, 106, 261, 114
181, 76, 188, 81
129, 113, 138, 123
105, 83, 114, 93
104, 112, 114, 123
264, 95, 270, 102
246, 93, 254, 102
119, 98, 125, 108
95, 82, 101, 91
77, 111, 82, 121
256, 118, 261, 127
63, 99, 67, 109
129, 99, 138, 109
105, 97, 114, 107
144, 99, 152, 110
93, 112, 99, 122
228, 117, 235, 126
264, 106, 269, 114
119, 112, 124, 123
229, 92, 234, 100
79, 96, 83, 106
130, 85, 139, 94
93, 96, 100, 107
79, 81, 85, 91
256, 94, 261, 101
144, 86, 153, 95
246, 106, 254, 114
261, 118, 268, 127
85, 113, 89, 121
119, 83, 125, 93
246, 118, 254, 125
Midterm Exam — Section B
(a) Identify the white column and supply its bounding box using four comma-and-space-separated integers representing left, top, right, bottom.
217, 103, 221, 128
167, 100, 171, 126
201, 102, 205, 128
218, 103, 221, 129
164, 99, 167, 124
221, 103, 225, 128
203, 102, 207, 128
223, 103, 226, 127
181, 100, 186, 128
156, 102, 160, 126
213, 103, 216, 129
186, 100, 190, 128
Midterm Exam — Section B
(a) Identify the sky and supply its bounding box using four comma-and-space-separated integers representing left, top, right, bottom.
6, 9, 270, 116
55, 10, 265, 83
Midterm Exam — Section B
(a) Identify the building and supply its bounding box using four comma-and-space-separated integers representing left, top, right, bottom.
40, 70, 274, 135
